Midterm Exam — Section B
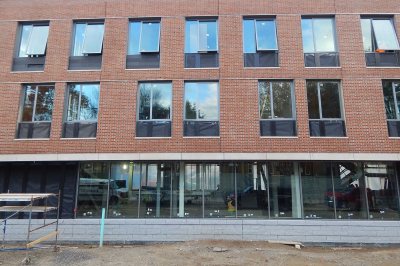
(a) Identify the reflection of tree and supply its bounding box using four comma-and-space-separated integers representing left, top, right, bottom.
272, 82, 291, 118
35, 88, 54, 121
185, 101, 197, 119
140, 85, 170, 120
259, 82, 271, 118
152, 89, 170, 119
80, 88, 99, 120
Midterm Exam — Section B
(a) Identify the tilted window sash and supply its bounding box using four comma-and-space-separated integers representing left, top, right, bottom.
25, 25, 49, 56
139, 22, 160, 53
82, 24, 104, 54
371, 20, 400, 51
255, 20, 278, 51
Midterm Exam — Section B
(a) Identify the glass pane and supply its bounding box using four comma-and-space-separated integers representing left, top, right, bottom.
199, 21, 217, 51
18, 24, 33, 57
72, 23, 86, 56
197, 82, 218, 119
184, 164, 204, 218
365, 163, 399, 220
21, 85, 35, 121
26, 25, 49, 55
79, 84, 99, 121
255, 20, 277, 50
361, 19, 373, 52
383, 81, 396, 119
128, 22, 141, 55
34, 85, 54, 121
184, 83, 197, 119
204, 163, 236, 218
139, 163, 177, 218
236, 162, 269, 218
76, 162, 110, 218
395, 82, 400, 119
185, 20, 198, 53
243, 19, 256, 53
301, 162, 335, 219
82, 24, 104, 54
138, 83, 151, 120
320, 82, 341, 119
272, 81, 292, 118
152, 83, 172, 120
333, 162, 368, 219
372, 20, 400, 50
313, 19, 336, 52
108, 162, 137, 218
307, 81, 320, 119
269, 162, 301, 218
301, 19, 314, 53
140, 22, 160, 52
67, 85, 80, 121
259, 81, 272, 119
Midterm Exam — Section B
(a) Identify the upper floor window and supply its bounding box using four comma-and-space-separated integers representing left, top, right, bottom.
382, 81, 400, 137
13, 22, 49, 71
184, 19, 219, 68
69, 21, 104, 70
307, 81, 346, 137
301, 17, 340, 67
17, 84, 54, 139
136, 82, 172, 137
258, 81, 296, 136
361, 17, 400, 67
243, 17, 278, 67
63, 83, 100, 138
184, 82, 219, 136
127, 20, 161, 69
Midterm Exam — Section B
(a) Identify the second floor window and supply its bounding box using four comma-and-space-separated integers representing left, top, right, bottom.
64, 83, 100, 138
184, 19, 219, 68
127, 20, 161, 69
258, 81, 296, 136
17, 84, 54, 139
184, 82, 219, 136
301, 17, 340, 67
382, 81, 400, 137
13, 22, 49, 71
243, 18, 278, 67
307, 81, 346, 137
69, 21, 104, 70
361, 17, 400, 67
136, 82, 172, 137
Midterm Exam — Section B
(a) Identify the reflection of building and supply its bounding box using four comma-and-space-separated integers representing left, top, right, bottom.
1, 0, 400, 244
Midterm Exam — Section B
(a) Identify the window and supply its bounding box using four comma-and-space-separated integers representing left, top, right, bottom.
127, 20, 161, 69
258, 81, 296, 136
301, 17, 340, 67
361, 17, 400, 67
63, 83, 100, 138
17, 84, 54, 139
69, 21, 104, 70
13, 22, 49, 71
184, 82, 219, 136
184, 19, 219, 68
136, 82, 172, 137
307, 81, 346, 137
243, 18, 279, 67
383, 81, 400, 137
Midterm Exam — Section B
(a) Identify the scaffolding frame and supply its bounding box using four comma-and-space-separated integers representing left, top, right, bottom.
0, 192, 60, 259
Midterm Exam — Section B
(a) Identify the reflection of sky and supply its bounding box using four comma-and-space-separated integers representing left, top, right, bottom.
19, 25, 32, 57
140, 22, 160, 52
26, 26, 49, 55
243, 20, 256, 53
128, 22, 141, 54
302, 19, 336, 53
80, 84, 99, 120
185, 82, 218, 119
152, 83, 172, 110
73, 23, 86, 56
361, 19, 372, 52
82, 24, 104, 54
372, 20, 400, 50
256, 20, 277, 50
185, 21, 217, 52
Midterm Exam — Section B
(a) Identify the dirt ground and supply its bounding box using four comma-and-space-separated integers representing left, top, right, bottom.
1, 240, 400, 266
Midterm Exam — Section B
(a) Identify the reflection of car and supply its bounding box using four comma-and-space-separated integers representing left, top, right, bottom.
325, 186, 372, 210
78, 178, 121, 204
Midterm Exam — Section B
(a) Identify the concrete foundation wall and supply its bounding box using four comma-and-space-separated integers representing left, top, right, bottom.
2, 219, 400, 244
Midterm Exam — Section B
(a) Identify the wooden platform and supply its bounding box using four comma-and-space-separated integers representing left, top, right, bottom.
0, 193, 56, 202
0, 206, 57, 213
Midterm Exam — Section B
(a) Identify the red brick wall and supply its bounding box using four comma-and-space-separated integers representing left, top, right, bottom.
0, 0, 399, 155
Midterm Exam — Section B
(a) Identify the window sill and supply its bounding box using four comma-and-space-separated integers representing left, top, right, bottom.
244, 66, 280, 69
135, 137, 172, 139
260, 136, 298, 139
388, 137, 400, 139
309, 136, 348, 139
125, 68, 160, 71
184, 67, 219, 70
60, 137, 97, 140
67, 69, 102, 72
14, 138, 50, 141
11, 70, 45, 73
183, 136, 220, 139
304, 66, 341, 69
365, 66, 400, 69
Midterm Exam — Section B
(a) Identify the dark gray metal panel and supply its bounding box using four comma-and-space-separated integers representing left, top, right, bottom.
12, 57, 45, 71
183, 121, 219, 136
63, 122, 97, 138
17, 122, 51, 139
136, 121, 171, 137
185, 53, 219, 68
304, 53, 339, 67
260, 120, 296, 136
365, 52, 400, 67
388, 121, 400, 137
68, 55, 102, 70
126, 54, 160, 69
309, 120, 346, 137
244, 52, 279, 67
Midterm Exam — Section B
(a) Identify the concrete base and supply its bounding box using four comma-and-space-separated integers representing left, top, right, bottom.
2, 219, 400, 244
